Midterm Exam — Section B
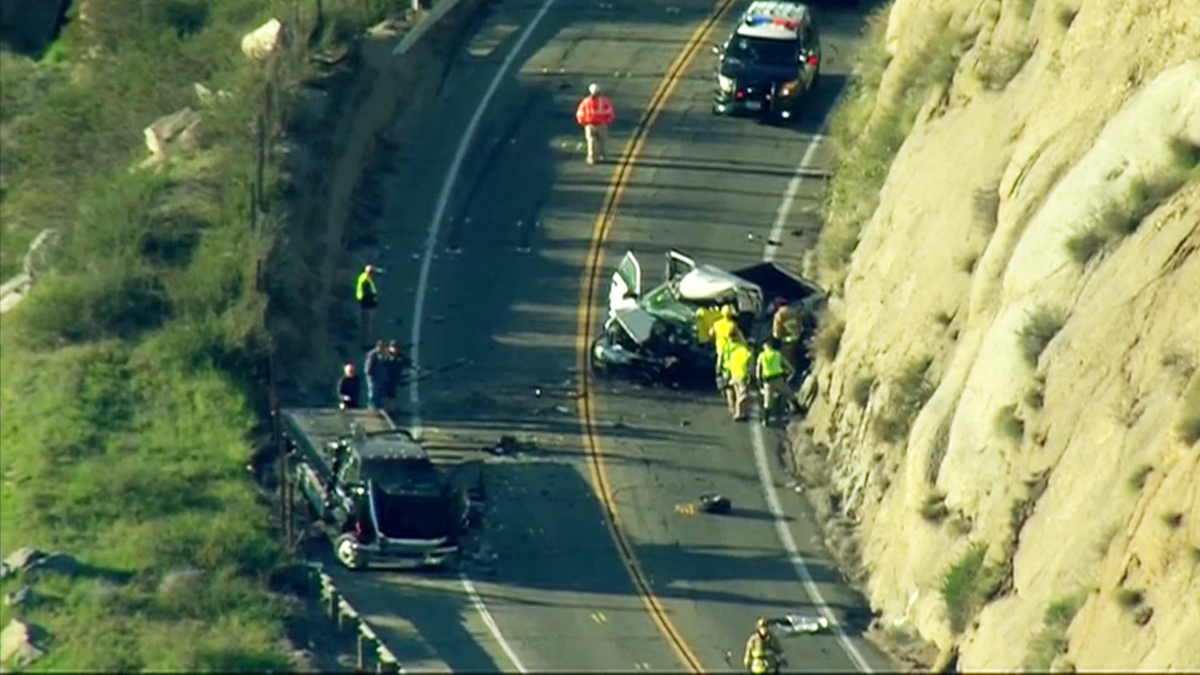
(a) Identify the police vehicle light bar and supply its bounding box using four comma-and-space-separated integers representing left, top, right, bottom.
745, 15, 800, 29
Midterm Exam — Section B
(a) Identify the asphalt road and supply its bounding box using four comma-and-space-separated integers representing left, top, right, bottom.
327, 0, 893, 671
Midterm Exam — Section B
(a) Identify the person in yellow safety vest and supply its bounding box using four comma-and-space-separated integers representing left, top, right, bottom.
356, 264, 379, 349
743, 617, 784, 674
756, 338, 793, 425
725, 339, 754, 421
695, 305, 719, 347
771, 298, 802, 376
710, 305, 743, 391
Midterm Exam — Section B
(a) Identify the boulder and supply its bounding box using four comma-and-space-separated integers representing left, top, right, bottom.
0, 620, 47, 669
241, 19, 284, 61
0, 548, 45, 580
142, 107, 203, 161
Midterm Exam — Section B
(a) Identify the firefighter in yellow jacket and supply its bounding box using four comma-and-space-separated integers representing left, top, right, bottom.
725, 338, 753, 421
709, 304, 744, 389
743, 617, 784, 674
756, 338, 793, 424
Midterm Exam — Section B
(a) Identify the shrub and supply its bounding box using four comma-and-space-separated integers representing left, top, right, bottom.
1023, 590, 1088, 671
974, 184, 1001, 233
1019, 307, 1066, 367
941, 543, 1001, 633
815, 315, 846, 361
1127, 464, 1152, 492
873, 356, 934, 444
1025, 375, 1046, 409
1066, 229, 1108, 264
975, 41, 1035, 90
995, 404, 1025, 442
1115, 588, 1144, 609
852, 374, 874, 407
921, 492, 950, 523
1178, 374, 1200, 444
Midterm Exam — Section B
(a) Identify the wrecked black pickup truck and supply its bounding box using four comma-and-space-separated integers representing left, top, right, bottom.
281, 408, 472, 571
590, 249, 825, 385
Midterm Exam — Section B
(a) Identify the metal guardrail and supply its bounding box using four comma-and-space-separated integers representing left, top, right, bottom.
305, 562, 405, 673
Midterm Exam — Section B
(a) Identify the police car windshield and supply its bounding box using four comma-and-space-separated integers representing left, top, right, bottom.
726, 36, 797, 67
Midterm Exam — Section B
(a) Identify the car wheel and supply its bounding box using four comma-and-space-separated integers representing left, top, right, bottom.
334, 533, 366, 570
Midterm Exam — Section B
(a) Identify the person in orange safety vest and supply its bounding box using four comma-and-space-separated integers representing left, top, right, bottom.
575, 83, 615, 165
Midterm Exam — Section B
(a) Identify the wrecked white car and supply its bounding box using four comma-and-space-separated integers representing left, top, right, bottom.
591, 249, 824, 385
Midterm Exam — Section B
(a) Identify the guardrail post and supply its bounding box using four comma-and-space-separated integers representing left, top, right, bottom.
328, 588, 340, 626
357, 633, 374, 670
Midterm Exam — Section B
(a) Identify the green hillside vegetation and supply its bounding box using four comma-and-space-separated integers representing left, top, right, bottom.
0, 0, 395, 669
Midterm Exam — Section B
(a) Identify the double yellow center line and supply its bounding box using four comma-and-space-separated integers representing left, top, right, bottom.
572, 0, 740, 671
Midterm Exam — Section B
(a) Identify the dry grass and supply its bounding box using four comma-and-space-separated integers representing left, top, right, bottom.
1127, 464, 1153, 493
1024, 589, 1089, 671
1019, 307, 1066, 367
815, 315, 846, 362
1161, 511, 1184, 529
873, 356, 935, 444
1025, 375, 1047, 410
975, 40, 1035, 90
853, 374, 874, 407
1115, 588, 1144, 610
942, 543, 1002, 634
1178, 373, 1200, 444
995, 404, 1025, 442
921, 492, 950, 523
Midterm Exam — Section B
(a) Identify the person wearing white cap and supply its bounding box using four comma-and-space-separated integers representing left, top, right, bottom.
574, 82, 616, 164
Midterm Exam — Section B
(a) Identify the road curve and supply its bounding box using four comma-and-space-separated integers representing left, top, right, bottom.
327, 0, 894, 671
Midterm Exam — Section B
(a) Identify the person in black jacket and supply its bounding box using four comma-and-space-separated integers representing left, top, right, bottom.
383, 340, 411, 409
337, 363, 362, 410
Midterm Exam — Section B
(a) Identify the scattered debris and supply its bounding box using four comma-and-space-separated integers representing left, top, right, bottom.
0, 619, 48, 669
776, 613, 831, 635
699, 493, 732, 514
483, 435, 536, 457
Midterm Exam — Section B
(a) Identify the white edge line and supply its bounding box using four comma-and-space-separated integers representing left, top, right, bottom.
752, 129, 875, 673
407, 0, 559, 671
751, 422, 873, 673
763, 135, 821, 263
461, 572, 529, 673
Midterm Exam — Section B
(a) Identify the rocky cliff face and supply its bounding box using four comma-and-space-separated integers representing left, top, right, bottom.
800, 0, 1200, 670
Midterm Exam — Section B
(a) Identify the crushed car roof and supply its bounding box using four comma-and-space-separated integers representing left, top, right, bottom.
677, 265, 757, 302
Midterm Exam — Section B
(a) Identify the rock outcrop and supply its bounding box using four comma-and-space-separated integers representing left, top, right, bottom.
800, 0, 1200, 670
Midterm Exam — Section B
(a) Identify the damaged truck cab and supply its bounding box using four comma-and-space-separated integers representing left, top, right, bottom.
282, 408, 469, 571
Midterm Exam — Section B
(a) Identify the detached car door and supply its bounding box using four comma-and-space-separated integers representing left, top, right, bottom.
609, 251, 642, 314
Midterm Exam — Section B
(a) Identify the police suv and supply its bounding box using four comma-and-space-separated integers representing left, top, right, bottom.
712, 1, 821, 121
